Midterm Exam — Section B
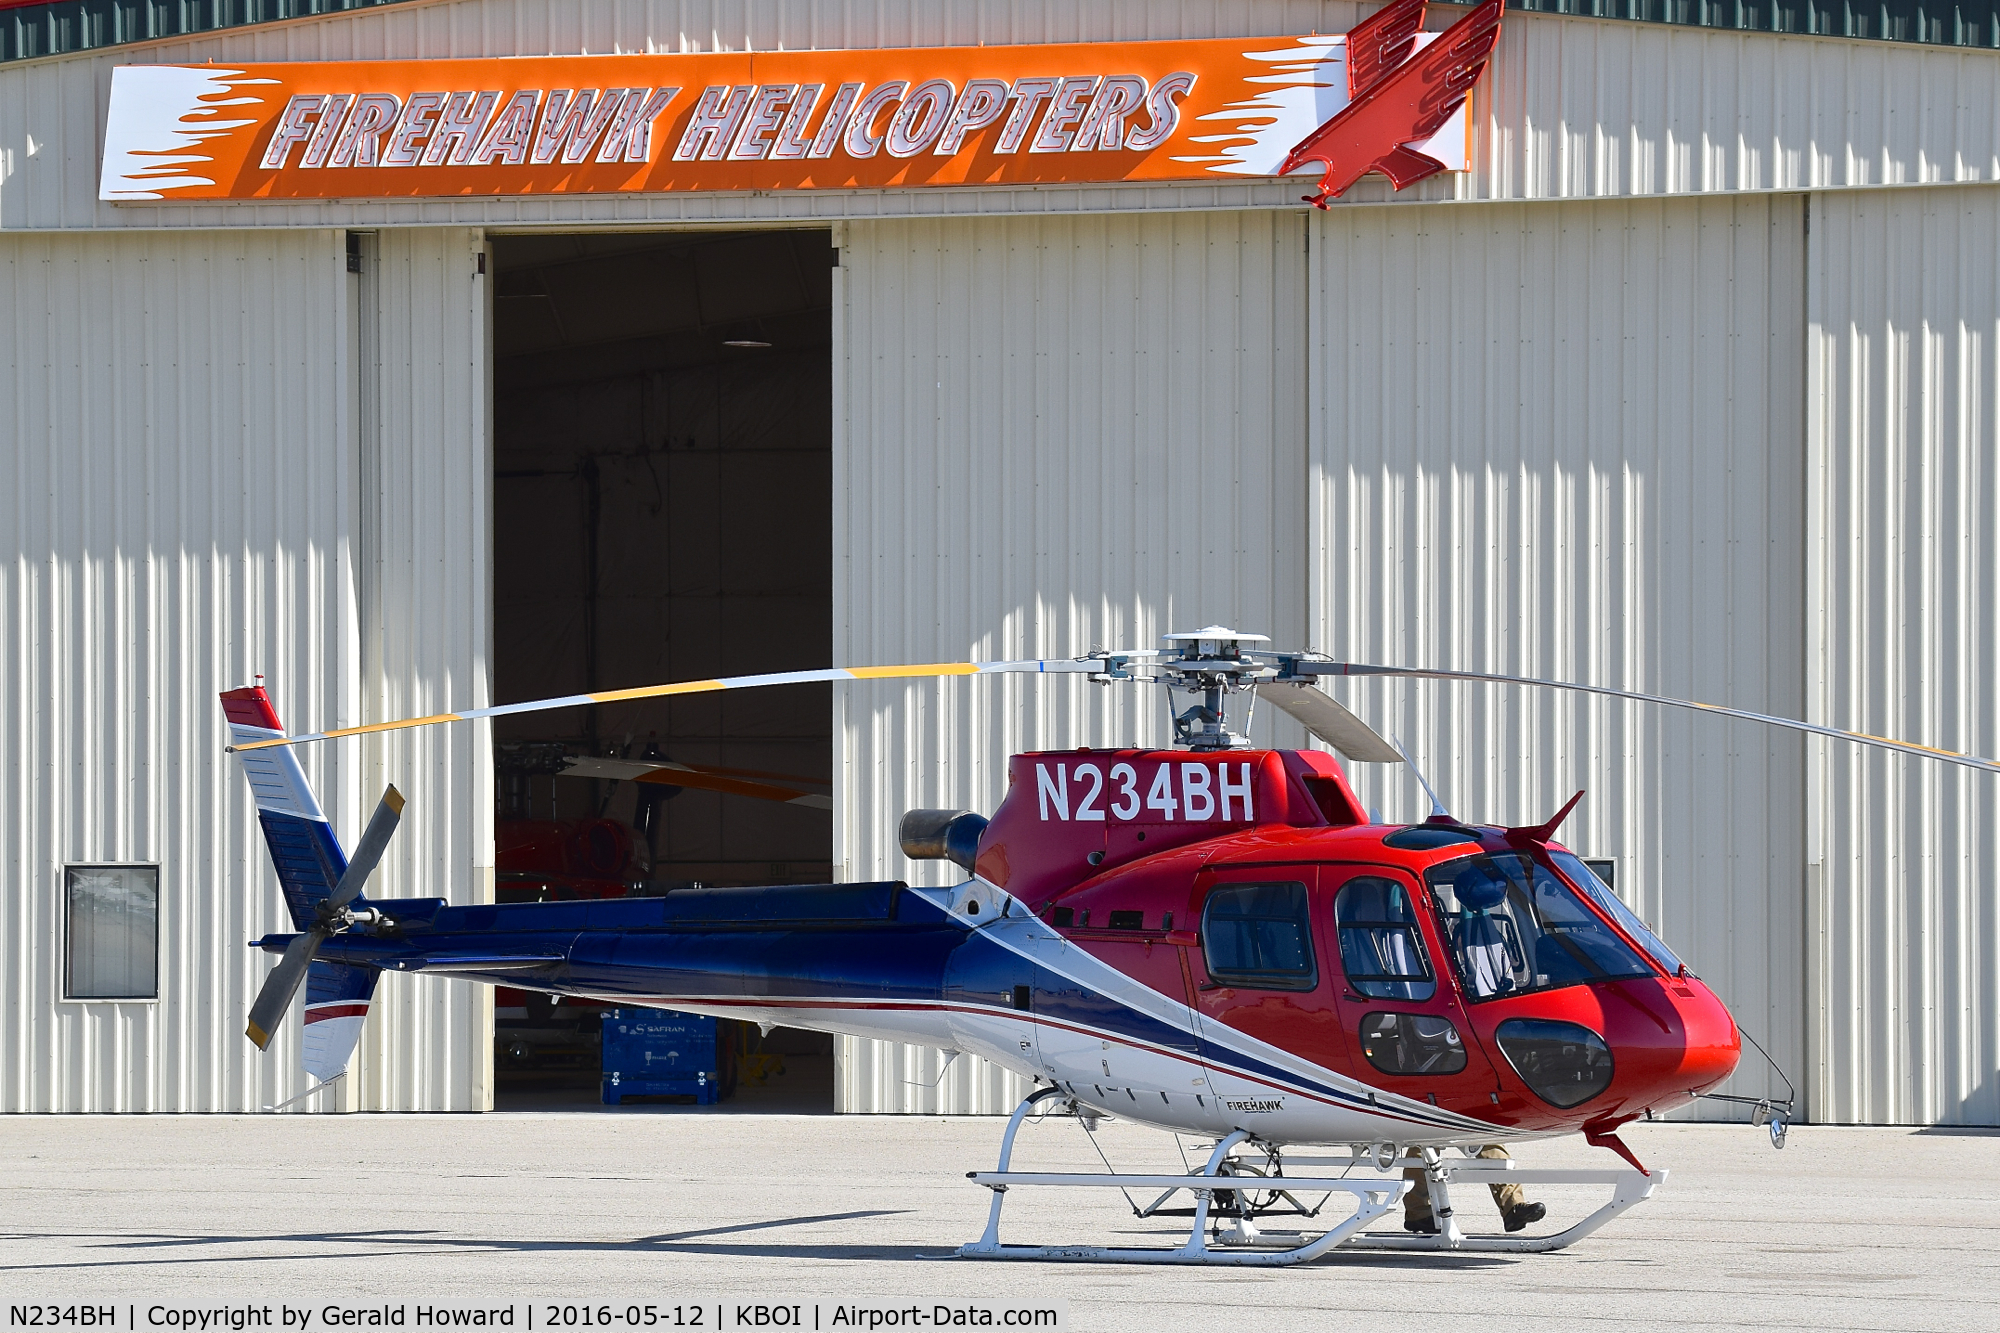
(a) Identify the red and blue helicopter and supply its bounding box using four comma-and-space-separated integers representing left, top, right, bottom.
222, 627, 1994, 1263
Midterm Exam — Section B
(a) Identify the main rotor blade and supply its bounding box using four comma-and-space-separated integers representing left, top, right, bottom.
246, 929, 323, 1049
326, 785, 405, 911
663, 759, 830, 787
558, 755, 829, 788
1254, 683, 1403, 762
226, 660, 1102, 753
1304, 662, 2000, 776
558, 756, 833, 809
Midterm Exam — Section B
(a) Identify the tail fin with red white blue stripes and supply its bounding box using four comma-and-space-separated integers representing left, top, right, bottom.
221, 684, 378, 1083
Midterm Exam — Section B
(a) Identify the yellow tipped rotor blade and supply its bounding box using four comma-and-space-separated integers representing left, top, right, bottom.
224, 658, 1091, 753
1313, 662, 2000, 777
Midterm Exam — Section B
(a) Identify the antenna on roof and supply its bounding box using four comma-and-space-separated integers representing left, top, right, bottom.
1393, 735, 1455, 824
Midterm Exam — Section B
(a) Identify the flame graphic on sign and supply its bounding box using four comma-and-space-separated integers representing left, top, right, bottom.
1178, 36, 1347, 176
100, 67, 273, 200
1179, 34, 1461, 179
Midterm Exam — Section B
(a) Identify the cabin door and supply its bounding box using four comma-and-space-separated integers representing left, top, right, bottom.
1186, 864, 1351, 1120
1322, 864, 1503, 1121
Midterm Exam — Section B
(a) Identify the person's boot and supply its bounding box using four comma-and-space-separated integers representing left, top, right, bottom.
1403, 1215, 1439, 1235
1503, 1201, 1546, 1233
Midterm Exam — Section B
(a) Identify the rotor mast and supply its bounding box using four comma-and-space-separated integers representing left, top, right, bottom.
1155, 627, 1272, 751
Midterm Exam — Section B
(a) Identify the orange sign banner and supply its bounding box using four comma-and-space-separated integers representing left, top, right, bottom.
99, 34, 1469, 201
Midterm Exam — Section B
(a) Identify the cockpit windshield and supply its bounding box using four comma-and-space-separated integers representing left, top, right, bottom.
1545, 849, 1686, 978
1426, 852, 1655, 1000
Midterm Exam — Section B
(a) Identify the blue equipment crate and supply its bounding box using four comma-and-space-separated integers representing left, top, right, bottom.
600, 1008, 725, 1105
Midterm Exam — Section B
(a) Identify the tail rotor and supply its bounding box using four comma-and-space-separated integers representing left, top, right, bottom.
245, 785, 404, 1049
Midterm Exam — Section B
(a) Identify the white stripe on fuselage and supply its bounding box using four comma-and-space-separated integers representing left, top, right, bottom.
591, 987, 1510, 1144
572, 877, 1512, 1144
918, 882, 1510, 1141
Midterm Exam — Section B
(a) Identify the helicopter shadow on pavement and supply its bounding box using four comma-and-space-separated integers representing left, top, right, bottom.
6, 1213, 1515, 1270
635, 1210, 936, 1259
0, 1213, 926, 1272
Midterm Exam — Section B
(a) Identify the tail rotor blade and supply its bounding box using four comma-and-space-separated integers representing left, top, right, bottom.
246, 929, 324, 1049
327, 785, 405, 912
1255, 683, 1403, 763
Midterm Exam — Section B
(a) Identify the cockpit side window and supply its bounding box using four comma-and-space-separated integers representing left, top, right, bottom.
1333, 875, 1436, 1001
1426, 852, 1655, 1001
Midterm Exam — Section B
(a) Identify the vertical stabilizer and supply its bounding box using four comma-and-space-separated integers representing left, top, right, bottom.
222, 684, 378, 1085
302, 959, 376, 1083
220, 685, 353, 927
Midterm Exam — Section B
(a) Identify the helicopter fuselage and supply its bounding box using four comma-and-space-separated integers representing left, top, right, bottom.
280, 746, 1740, 1150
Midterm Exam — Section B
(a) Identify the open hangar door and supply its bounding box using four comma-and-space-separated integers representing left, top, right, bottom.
488, 229, 835, 1111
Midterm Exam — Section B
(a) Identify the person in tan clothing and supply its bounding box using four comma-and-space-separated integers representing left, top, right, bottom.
1403, 1145, 1546, 1234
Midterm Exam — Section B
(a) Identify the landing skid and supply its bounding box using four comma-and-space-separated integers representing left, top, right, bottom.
957, 1089, 1665, 1264
1335, 1158, 1665, 1253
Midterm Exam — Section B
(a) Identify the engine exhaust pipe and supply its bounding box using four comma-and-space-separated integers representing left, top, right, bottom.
898, 808, 988, 873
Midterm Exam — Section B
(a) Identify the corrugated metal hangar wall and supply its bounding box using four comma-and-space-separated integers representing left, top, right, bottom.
831, 197, 1812, 1118
1307, 194, 1810, 1122
0, 227, 493, 1111
2, 0, 1996, 1124
1807, 188, 2000, 1124
832, 211, 1314, 1112
832, 184, 2000, 1126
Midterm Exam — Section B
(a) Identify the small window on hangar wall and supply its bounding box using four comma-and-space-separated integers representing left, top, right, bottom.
64, 865, 159, 1000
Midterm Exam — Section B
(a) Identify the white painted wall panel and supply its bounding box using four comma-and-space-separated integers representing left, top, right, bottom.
4, 3, 1997, 232
1475, 21, 2000, 203
1309, 193, 1809, 1118
0, 229, 356, 1112
345, 226, 496, 1112
0, 227, 492, 1112
832, 210, 1311, 1112
1806, 185, 2000, 1126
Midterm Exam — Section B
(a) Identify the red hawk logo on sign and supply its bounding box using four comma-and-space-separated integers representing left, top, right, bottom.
1283, 0, 1503, 206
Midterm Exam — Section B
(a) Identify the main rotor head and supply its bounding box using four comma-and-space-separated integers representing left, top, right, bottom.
1125, 626, 1274, 750
1080, 626, 1390, 755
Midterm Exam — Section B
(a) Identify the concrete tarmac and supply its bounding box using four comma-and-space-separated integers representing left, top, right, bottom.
2, 1114, 1994, 1332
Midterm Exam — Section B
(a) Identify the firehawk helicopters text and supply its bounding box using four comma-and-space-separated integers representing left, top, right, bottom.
219, 626, 2000, 1262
